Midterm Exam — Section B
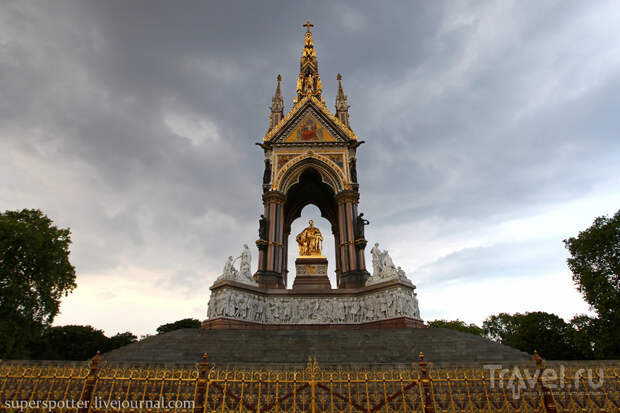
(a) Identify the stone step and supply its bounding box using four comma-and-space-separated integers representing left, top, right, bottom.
102, 328, 531, 367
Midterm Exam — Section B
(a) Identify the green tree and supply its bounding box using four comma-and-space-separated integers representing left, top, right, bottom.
156, 318, 201, 334
427, 319, 484, 336
34, 325, 107, 360
564, 209, 620, 358
483, 312, 520, 343
105, 332, 138, 352
483, 312, 580, 360
0, 209, 77, 358
569, 314, 596, 360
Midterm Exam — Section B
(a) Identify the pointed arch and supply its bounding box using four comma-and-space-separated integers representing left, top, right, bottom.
275, 153, 346, 194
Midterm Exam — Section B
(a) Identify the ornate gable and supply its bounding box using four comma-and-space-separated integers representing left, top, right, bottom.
283, 112, 336, 143
264, 97, 357, 145
259, 22, 362, 199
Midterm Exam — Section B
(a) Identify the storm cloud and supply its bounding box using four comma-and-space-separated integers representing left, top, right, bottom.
1, 1, 618, 335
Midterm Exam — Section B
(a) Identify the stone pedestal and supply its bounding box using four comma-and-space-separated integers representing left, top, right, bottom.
292, 257, 331, 291
294, 257, 327, 276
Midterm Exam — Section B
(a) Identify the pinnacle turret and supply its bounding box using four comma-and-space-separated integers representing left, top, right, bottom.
295, 21, 322, 103
269, 74, 284, 130
335, 73, 350, 128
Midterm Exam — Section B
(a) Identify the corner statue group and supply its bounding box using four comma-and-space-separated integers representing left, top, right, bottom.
296, 220, 323, 256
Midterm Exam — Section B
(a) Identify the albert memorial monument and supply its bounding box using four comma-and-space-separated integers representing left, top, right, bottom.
203, 21, 422, 330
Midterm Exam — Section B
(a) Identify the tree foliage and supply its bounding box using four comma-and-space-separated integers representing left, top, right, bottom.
106, 332, 138, 352
29, 327, 138, 360
427, 319, 484, 336
0, 209, 77, 358
483, 312, 519, 343
156, 318, 201, 334
483, 312, 585, 360
32, 325, 108, 361
569, 314, 596, 360
564, 209, 620, 358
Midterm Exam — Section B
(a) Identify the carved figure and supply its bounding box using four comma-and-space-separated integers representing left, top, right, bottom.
296, 76, 303, 93
296, 220, 323, 256
222, 256, 237, 280
349, 157, 357, 183
207, 295, 216, 318
238, 244, 253, 282
355, 213, 369, 239
382, 252, 395, 272
255, 297, 264, 322
370, 243, 383, 275
411, 292, 421, 318
304, 73, 314, 94
263, 159, 271, 185
259, 215, 268, 240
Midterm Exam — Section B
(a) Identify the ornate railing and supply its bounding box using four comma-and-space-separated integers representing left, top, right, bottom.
1, 352, 618, 412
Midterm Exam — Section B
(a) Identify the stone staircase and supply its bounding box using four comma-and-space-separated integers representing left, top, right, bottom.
102, 328, 531, 367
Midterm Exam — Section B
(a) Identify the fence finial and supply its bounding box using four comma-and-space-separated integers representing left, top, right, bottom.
418, 352, 427, 371
79, 351, 101, 413
199, 353, 209, 377
418, 352, 434, 413
194, 353, 209, 413
89, 351, 101, 373
533, 349, 542, 369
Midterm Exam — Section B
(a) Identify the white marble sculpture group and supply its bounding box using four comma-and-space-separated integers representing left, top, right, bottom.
216, 241, 410, 287
207, 285, 420, 324
209, 241, 420, 324
367, 242, 411, 285
215, 244, 257, 285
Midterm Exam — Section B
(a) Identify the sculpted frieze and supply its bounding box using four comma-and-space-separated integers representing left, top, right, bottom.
207, 285, 421, 324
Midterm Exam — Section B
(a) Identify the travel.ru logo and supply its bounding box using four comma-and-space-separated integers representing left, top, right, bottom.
484, 364, 604, 400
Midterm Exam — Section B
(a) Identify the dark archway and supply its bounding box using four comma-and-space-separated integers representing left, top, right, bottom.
283, 168, 338, 234
281, 168, 340, 286
257, 162, 369, 289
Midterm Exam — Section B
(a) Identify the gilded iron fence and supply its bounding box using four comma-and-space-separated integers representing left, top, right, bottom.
1, 352, 619, 412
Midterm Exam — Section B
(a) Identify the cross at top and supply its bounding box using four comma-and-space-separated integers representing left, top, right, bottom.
303, 20, 314, 33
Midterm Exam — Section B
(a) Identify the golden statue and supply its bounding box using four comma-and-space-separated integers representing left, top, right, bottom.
304, 73, 314, 94
296, 220, 323, 256
296, 76, 303, 94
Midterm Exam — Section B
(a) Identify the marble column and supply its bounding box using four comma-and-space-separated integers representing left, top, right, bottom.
335, 190, 369, 288
255, 190, 286, 288
332, 225, 342, 287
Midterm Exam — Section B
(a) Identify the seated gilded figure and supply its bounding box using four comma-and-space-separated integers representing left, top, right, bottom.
296, 220, 323, 256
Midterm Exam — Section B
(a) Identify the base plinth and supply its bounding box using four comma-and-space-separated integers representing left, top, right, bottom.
202, 316, 425, 330
293, 256, 330, 291
339, 269, 370, 288
292, 275, 332, 291
294, 256, 328, 276
253, 270, 285, 289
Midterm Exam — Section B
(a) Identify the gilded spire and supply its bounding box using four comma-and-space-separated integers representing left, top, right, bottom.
269, 74, 284, 130
335, 73, 350, 128
295, 21, 322, 103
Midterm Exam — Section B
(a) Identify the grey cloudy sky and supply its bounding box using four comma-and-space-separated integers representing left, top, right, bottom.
1, 1, 619, 336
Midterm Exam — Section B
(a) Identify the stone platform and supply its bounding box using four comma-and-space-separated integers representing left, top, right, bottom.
102, 328, 531, 367
203, 316, 425, 330
204, 279, 422, 328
